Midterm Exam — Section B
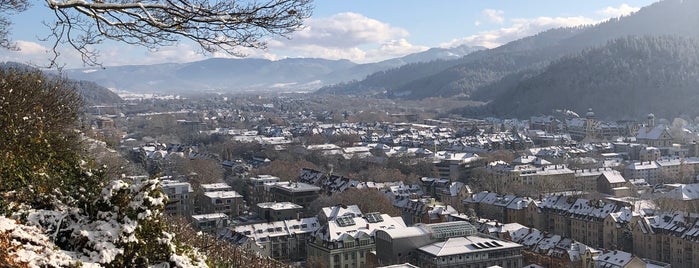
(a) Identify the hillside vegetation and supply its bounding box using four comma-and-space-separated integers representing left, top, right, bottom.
485, 36, 699, 119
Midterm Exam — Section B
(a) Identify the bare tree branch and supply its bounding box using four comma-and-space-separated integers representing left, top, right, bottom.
1, 0, 312, 67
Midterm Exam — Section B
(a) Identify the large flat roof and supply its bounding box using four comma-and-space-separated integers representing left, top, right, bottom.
418, 235, 522, 257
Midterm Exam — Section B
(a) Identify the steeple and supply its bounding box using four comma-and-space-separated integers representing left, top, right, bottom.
647, 113, 655, 128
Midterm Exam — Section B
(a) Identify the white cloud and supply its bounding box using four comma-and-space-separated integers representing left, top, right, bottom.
15, 41, 48, 55
366, 39, 429, 60
266, 12, 422, 63
482, 9, 505, 24
282, 12, 408, 48
0, 40, 85, 67
440, 16, 597, 49
596, 4, 640, 18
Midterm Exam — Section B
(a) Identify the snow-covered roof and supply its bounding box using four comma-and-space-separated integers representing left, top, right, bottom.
321, 205, 363, 221
161, 180, 193, 194
200, 183, 233, 192
636, 124, 670, 140
418, 236, 521, 257
256, 202, 302, 210
601, 170, 627, 184
226, 217, 320, 246
665, 184, 699, 200
595, 250, 634, 267
317, 213, 406, 242
203, 191, 242, 200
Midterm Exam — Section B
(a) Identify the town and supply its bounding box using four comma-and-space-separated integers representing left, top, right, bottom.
86, 93, 699, 268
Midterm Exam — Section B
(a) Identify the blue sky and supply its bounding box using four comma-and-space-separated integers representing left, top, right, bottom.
0, 0, 657, 68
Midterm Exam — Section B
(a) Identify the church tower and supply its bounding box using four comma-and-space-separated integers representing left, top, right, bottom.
585, 108, 596, 140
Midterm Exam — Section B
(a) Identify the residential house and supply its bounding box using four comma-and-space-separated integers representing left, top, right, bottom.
567, 198, 618, 248
161, 179, 193, 216
597, 170, 630, 197
268, 182, 321, 216
191, 213, 228, 233
245, 175, 281, 205
221, 216, 320, 261
630, 211, 699, 268
594, 250, 652, 268
400, 197, 457, 225
624, 161, 660, 184
256, 202, 303, 222
199, 190, 244, 217
464, 191, 534, 226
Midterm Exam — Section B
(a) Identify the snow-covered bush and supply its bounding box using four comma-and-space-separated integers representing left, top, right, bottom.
14, 177, 208, 267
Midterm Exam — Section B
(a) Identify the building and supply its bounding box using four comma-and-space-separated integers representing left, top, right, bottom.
199, 190, 244, 217
375, 221, 523, 268
307, 205, 407, 268
245, 175, 281, 205
221, 216, 319, 261
597, 170, 630, 197
567, 198, 617, 248
484, 162, 575, 194
400, 197, 458, 225
602, 208, 634, 252
416, 235, 524, 268
624, 161, 660, 183
436, 182, 472, 211
190, 213, 228, 233
566, 109, 625, 141
572, 169, 605, 193
463, 192, 532, 224
200, 182, 234, 192
268, 182, 321, 215
640, 147, 661, 162
513, 228, 588, 268
256, 202, 303, 222
161, 179, 193, 216
530, 115, 560, 133
636, 114, 673, 148
594, 250, 653, 268
432, 151, 484, 181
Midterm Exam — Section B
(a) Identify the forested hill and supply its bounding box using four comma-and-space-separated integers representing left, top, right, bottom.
0, 62, 122, 105
484, 36, 699, 119
318, 0, 699, 100
69, 80, 123, 105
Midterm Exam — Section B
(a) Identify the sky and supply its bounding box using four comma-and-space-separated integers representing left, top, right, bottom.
0, 0, 658, 68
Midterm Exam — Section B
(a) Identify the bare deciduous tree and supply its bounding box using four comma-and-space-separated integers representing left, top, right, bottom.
1, 0, 312, 66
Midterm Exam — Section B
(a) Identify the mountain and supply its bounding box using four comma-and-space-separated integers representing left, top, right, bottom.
62, 45, 484, 94
71, 80, 124, 105
484, 36, 699, 119
64, 58, 354, 93
320, 0, 699, 100
0, 62, 122, 105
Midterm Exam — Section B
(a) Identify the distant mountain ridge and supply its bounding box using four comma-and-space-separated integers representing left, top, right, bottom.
319, 0, 699, 104
62, 45, 484, 93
